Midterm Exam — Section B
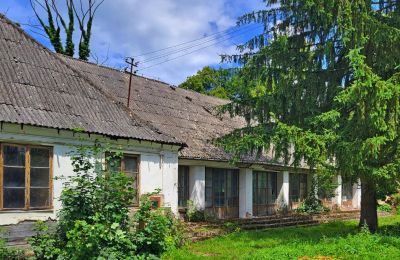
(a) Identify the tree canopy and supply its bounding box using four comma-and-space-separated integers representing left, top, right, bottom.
179, 66, 235, 99
30, 0, 104, 61
217, 0, 400, 232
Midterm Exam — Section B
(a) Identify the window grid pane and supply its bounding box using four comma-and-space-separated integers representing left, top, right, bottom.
1, 145, 52, 210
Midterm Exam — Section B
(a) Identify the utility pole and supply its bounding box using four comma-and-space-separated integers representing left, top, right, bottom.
125, 57, 139, 108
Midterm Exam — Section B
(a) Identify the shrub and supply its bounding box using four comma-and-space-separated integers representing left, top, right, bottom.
296, 196, 330, 214
133, 193, 186, 256
377, 204, 392, 212
0, 237, 24, 260
28, 221, 60, 259
29, 143, 184, 259
186, 200, 205, 222
388, 193, 400, 207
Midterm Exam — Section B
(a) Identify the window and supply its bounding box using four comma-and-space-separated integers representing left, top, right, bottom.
342, 181, 353, 201
289, 173, 308, 202
0, 144, 52, 210
253, 171, 277, 205
205, 168, 239, 208
107, 154, 139, 205
178, 166, 189, 208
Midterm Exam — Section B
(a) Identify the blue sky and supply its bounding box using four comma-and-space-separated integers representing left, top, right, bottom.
1, 0, 264, 85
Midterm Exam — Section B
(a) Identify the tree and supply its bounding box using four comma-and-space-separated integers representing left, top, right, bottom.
217, 0, 400, 232
30, 0, 104, 60
180, 66, 234, 99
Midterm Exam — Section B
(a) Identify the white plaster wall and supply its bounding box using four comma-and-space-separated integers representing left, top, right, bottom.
189, 165, 205, 210
334, 175, 343, 207
239, 168, 253, 218
352, 179, 361, 209
277, 171, 289, 208
162, 152, 179, 214
139, 151, 179, 214
0, 124, 181, 225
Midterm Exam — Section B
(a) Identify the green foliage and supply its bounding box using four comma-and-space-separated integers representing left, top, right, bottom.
186, 200, 205, 222
296, 197, 330, 214
0, 237, 24, 260
29, 143, 183, 259
377, 204, 392, 213
217, 0, 400, 231
31, 0, 102, 60
180, 66, 235, 99
391, 193, 400, 207
164, 215, 400, 259
29, 221, 61, 259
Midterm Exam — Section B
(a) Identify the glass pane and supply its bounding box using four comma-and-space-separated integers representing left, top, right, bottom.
124, 171, 136, 179
31, 168, 50, 187
3, 167, 25, 187
124, 157, 137, 173
30, 188, 50, 208
30, 148, 50, 167
4, 146, 25, 166
3, 188, 25, 208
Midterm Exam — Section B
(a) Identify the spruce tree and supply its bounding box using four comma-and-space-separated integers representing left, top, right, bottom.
218, 0, 400, 232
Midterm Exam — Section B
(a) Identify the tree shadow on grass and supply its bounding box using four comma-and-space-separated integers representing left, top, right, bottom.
225, 215, 400, 247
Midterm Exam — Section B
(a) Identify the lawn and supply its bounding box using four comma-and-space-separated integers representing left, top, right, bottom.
163, 214, 400, 259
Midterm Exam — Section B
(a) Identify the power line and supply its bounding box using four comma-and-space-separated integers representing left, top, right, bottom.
139, 24, 260, 64
133, 23, 253, 58
137, 25, 263, 71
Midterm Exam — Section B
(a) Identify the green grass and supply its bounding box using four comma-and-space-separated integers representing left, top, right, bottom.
163, 215, 400, 259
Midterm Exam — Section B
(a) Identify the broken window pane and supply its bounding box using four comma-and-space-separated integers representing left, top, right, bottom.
4, 146, 25, 166
3, 188, 25, 208
30, 168, 50, 187
30, 188, 50, 208
30, 148, 49, 167
3, 167, 25, 187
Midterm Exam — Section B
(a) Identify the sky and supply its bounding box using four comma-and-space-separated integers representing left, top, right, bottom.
1, 0, 264, 85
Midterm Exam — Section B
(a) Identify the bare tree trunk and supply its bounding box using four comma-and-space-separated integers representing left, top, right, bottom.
359, 177, 378, 233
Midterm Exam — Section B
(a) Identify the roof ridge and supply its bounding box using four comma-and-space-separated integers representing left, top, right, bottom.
0, 13, 183, 145
57, 53, 175, 86
57, 53, 229, 104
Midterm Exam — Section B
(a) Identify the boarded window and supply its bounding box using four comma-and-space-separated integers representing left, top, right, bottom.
1, 144, 52, 210
178, 166, 189, 208
205, 168, 239, 208
106, 154, 139, 205
289, 173, 308, 202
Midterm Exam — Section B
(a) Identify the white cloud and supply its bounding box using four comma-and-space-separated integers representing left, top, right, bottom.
3, 0, 264, 85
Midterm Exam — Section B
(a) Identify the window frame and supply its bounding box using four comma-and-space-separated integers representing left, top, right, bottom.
0, 143, 53, 211
178, 165, 189, 208
253, 171, 278, 206
205, 168, 239, 208
106, 153, 140, 206
289, 173, 308, 202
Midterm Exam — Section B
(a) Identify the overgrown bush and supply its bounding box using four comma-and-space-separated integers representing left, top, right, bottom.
296, 196, 330, 214
387, 193, 400, 208
296, 181, 330, 214
29, 143, 184, 259
0, 237, 24, 260
377, 203, 392, 212
133, 192, 186, 257
186, 200, 205, 222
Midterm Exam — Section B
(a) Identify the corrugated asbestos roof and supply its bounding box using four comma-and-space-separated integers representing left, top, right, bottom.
0, 14, 182, 145
59, 54, 277, 164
